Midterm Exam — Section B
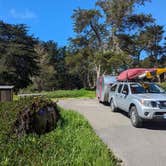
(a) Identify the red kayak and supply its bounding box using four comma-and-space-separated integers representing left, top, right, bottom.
117, 68, 156, 81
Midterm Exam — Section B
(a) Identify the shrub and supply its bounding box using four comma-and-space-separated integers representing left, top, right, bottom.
13, 97, 60, 136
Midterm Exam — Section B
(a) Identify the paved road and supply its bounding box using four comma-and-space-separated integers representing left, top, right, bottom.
58, 98, 166, 166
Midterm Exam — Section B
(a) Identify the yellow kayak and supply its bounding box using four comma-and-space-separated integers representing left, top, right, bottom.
146, 68, 166, 79
156, 68, 166, 75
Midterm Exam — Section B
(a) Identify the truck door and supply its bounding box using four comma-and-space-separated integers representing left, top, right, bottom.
115, 83, 124, 109
120, 84, 130, 111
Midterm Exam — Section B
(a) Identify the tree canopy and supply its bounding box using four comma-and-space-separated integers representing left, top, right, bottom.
0, 0, 165, 91
0, 21, 39, 91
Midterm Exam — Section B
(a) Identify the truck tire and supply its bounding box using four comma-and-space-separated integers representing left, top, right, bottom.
130, 106, 143, 128
98, 97, 102, 103
110, 99, 117, 112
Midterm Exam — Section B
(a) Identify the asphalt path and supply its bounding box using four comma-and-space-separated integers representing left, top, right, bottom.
58, 98, 166, 166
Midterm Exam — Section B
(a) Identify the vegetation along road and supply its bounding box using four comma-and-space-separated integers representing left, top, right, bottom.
59, 98, 166, 166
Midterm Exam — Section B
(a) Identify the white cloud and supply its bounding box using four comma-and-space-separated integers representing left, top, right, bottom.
9, 8, 37, 20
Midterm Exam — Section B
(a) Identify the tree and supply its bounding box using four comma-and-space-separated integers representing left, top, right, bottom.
53, 46, 81, 90
96, 0, 153, 65
159, 55, 166, 67
33, 41, 57, 91
69, 0, 156, 87
72, 8, 108, 79
66, 37, 96, 88
143, 25, 164, 66
0, 21, 39, 91
96, 0, 151, 52
159, 37, 166, 67
72, 8, 103, 48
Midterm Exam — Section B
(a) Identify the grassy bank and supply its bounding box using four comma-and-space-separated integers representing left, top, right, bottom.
45, 89, 95, 99
0, 99, 118, 165
17, 89, 95, 100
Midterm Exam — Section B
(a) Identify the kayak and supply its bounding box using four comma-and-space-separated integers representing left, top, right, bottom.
146, 68, 166, 79
117, 68, 166, 81
156, 68, 166, 75
117, 68, 148, 81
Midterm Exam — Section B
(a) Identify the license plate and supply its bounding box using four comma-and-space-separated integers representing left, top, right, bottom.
163, 114, 166, 119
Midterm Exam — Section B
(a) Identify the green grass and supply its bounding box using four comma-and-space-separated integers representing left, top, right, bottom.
44, 89, 95, 99
17, 89, 95, 100
0, 99, 118, 166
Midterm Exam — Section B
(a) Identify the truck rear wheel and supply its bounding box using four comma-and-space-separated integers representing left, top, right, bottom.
98, 97, 102, 103
130, 106, 143, 128
110, 99, 117, 112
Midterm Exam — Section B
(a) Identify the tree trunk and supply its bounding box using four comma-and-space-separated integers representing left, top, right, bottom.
82, 73, 87, 89
87, 71, 94, 89
95, 64, 101, 79
93, 72, 96, 88
90, 22, 102, 49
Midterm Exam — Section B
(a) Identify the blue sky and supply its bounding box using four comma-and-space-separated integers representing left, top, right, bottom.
0, 0, 165, 46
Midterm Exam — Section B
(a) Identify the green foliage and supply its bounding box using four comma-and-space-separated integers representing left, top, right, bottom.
107, 51, 132, 71
66, 47, 95, 88
33, 41, 58, 91
96, 0, 151, 30
69, 0, 163, 84
44, 89, 95, 99
141, 25, 164, 66
71, 7, 109, 86
72, 8, 102, 34
33, 41, 83, 91
159, 55, 166, 67
19, 89, 95, 99
0, 0, 165, 92
0, 21, 39, 91
140, 56, 156, 68
0, 21, 82, 91
19, 84, 37, 94
0, 99, 118, 165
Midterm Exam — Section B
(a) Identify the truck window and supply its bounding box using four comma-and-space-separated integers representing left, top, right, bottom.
144, 83, 165, 93
118, 84, 123, 93
122, 84, 129, 95
110, 84, 117, 92
130, 84, 145, 94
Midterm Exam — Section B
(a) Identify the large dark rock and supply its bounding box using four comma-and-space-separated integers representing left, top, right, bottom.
13, 97, 60, 136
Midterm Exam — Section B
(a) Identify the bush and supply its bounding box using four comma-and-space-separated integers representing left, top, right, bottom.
13, 97, 60, 136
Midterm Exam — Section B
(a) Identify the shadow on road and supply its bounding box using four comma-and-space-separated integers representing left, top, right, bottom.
100, 102, 166, 130
116, 109, 166, 130
143, 121, 166, 130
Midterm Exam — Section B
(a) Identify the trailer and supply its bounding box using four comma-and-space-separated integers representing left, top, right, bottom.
96, 75, 117, 103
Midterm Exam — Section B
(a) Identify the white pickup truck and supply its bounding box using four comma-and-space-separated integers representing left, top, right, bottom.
108, 82, 166, 127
